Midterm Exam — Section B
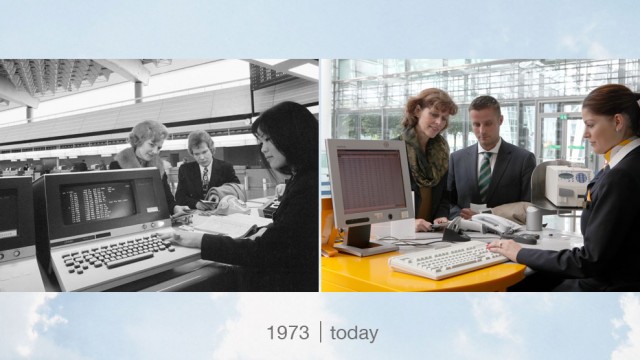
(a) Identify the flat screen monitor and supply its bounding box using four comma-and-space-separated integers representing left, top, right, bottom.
33, 168, 171, 271
0, 177, 36, 256
325, 139, 414, 256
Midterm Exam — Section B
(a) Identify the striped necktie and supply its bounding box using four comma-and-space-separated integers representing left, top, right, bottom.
202, 167, 209, 194
478, 152, 492, 203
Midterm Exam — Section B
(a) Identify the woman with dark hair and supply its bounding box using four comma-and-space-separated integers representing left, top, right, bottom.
489, 84, 640, 291
398, 88, 458, 232
110, 120, 190, 215
173, 101, 319, 291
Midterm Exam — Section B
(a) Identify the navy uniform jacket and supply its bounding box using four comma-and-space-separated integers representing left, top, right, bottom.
517, 146, 640, 291
448, 140, 536, 217
199, 169, 318, 291
175, 159, 239, 209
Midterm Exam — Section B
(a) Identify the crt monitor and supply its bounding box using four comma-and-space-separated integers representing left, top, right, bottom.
33, 168, 171, 273
325, 139, 415, 256
0, 176, 36, 260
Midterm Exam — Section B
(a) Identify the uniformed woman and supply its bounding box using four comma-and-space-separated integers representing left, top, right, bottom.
488, 84, 640, 291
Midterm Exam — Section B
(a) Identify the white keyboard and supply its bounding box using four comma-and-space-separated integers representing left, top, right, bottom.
388, 240, 508, 280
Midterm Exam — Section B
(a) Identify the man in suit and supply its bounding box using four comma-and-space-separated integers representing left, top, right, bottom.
175, 130, 240, 210
448, 95, 536, 219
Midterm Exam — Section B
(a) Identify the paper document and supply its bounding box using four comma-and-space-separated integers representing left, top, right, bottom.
470, 203, 489, 213
193, 213, 272, 238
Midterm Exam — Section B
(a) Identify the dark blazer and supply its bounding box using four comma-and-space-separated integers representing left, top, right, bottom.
174, 159, 239, 209
448, 139, 536, 217
199, 169, 318, 291
517, 146, 640, 291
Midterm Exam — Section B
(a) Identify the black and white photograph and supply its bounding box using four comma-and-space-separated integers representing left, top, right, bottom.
0, 59, 319, 292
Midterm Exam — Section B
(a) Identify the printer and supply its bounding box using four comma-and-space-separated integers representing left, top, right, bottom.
545, 165, 594, 207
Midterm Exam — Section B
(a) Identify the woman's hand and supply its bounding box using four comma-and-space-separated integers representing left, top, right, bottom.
433, 217, 448, 225
416, 217, 449, 232
173, 205, 192, 216
415, 219, 434, 232
171, 230, 204, 248
486, 239, 521, 262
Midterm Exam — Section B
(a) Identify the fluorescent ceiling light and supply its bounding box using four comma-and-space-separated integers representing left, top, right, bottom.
254, 59, 287, 66
289, 63, 318, 80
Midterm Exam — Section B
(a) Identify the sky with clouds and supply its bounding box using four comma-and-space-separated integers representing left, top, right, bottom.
1, 0, 639, 58
2, 1, 640, 359
1, 293, 640, 359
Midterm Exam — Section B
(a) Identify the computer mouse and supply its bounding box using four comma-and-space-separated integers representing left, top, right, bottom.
513, 234, 538, 245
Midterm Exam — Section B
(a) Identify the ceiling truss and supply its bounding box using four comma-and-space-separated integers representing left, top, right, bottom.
0, 59, 169, 108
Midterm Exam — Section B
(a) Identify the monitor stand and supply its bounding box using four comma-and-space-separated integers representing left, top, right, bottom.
334, 224, 398, 257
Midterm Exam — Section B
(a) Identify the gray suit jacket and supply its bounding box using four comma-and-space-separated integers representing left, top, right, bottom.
447, 139, 536, 218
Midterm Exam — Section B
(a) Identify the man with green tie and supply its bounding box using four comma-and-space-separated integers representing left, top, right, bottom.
447, 95, 536, 219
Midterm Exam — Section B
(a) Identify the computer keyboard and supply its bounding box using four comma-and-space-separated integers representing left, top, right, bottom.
61, 234, 174, 274
50, 231, 201, 291
388, 240, 508, 280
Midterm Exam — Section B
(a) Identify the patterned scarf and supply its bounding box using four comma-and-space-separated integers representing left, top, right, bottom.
399, 127, 449, 188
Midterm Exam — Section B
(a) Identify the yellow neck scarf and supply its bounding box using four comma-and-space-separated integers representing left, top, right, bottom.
604, 138, 635, 163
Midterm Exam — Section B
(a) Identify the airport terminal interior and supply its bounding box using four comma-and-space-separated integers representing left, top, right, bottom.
0, 59, 318, 292
322, 59, 640, 231
327, 59, 640, 167
0, 59, 318, 191
2, 58, 639, 292
319, 59, 640, 292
